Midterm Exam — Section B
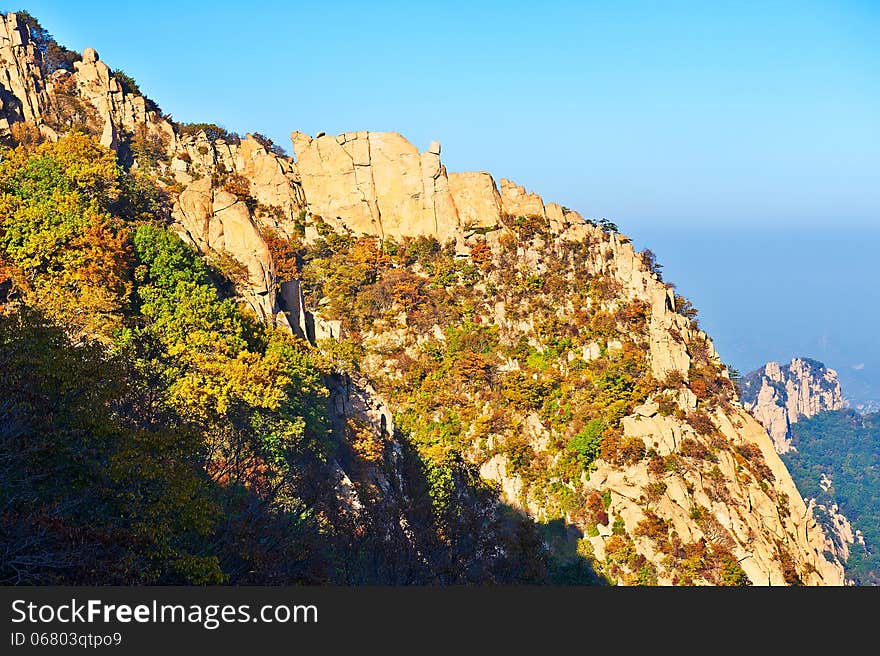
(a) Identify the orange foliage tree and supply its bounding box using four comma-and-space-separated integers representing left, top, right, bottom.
468, 239, 493, 272
261, 228, 301, 283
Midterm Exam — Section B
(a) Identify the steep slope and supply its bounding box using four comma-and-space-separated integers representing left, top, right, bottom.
288, 178, 840, 585
0, 11, 842, 585
742, 358, 845, 453
741, 357, 860, 578
0, 14, 551, 586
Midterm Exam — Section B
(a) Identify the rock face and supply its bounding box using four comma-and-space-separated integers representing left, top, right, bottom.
741, 358, 845, 453
0, 13, 52, 130
499, 178, 545, 218
172, 133, 304, 226
0, 15, 304, 328
447, 171, 502, 229
168, 132, 307, 321
512, 220, 701, 382
809, 472, 865, 570
291, 130, 590, 242
291, 130, 461, 240
0, 12, 174, 150
611, 402, 839, 585
451, 221, 840, 585
288, 128, 842, 585
67, 46, 175, 150
172, 177, 281, 324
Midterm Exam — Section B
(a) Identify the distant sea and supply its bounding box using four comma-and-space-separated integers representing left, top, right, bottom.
627, 225, 880, 407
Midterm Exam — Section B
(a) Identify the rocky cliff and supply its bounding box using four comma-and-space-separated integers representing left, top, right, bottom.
809, 473, 864, 569
285, 126, 842, 583
0, 11, 844, 585
741, 358, 845, 453
289, 131, 587, 243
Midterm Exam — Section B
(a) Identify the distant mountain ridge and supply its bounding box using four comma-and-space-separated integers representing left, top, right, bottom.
854, 400, 880, 415
741, 357, 845, 453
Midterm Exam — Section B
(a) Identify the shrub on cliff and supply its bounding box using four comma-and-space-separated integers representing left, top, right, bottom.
177, 122, 241, 144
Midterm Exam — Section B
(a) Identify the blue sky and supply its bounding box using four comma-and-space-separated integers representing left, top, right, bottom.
12, 1, 880, 400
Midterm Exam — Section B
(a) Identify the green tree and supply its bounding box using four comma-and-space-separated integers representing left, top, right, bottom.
567, 419, 605, 467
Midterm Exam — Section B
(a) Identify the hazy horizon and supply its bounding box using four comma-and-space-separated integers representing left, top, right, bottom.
629, 225, 880, 405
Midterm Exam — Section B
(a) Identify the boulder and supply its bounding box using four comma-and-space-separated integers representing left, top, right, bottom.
81, 46, 99, 64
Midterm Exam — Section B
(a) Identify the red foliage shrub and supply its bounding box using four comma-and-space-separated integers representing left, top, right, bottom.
648, 454, 666, 477
223, 173, 251, 200
261, 229, 300, 282
685, 411, 715, 435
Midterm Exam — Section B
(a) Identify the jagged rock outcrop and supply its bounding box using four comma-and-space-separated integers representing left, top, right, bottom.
741, 358, 845, 453
168, 132, 307, 321
487, 218, 700, 382
0, 13, 52, 130
499, 178, 545, 218
66, 46, 175, 150
171, 132, 305, 226
817, 502, 861, 563
172, 177, 283, 324
291, 130, 459, 240
611, 402, 839, 584
0, 13, 174, 151
809, 472, 865, 570
279, 279, 342, 343
291, 130, 591, 243
0, 16, 303, 324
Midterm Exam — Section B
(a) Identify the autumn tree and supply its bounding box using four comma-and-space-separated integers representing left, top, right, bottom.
0, 306, 223, 584
371, 268, 424, 314
469, 238, 493, 272
223, 172, 251, 200
261, 227, 301, 283
127, 122, 169, 169
348, 237, 392, 283
0, 133, 131, 338
250, 132, 287, 156
177, 122, 241, 144
454, 351, 495, 387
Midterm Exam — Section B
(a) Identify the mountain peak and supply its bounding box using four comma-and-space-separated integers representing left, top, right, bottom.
742, 357, 846, 453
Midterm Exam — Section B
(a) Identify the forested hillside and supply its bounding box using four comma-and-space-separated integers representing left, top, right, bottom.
0, 133, 562, 584
783, 410, 880, 585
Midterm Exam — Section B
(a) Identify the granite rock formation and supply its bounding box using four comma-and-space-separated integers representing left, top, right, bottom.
741, 358, 845, 453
